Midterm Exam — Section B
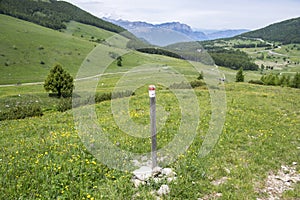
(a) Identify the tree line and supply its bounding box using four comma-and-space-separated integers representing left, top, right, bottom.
260, 73, 300, 88
137, 48, 183, 59
209, 49, 259, 70
136, 45, 258, 71
233, 43, 272, 48
248, 73, 300, 89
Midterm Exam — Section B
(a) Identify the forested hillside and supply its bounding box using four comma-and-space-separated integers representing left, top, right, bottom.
0, 0, 125, 33
241, 17, 300, 44
209, 49, 259, 70
166, 42, 259, 70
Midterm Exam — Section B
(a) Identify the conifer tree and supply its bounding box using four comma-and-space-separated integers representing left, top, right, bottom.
291, 72, 300, 88
44, 64, 74, 98
236, 67, 244, 82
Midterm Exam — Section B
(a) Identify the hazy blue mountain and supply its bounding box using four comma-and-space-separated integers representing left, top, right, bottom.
206, 29, 249, 40
104, 18, 249, 45
104, 18, 208, 46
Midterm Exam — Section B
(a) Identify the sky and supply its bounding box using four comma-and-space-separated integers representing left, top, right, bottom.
62, 0, 300, 30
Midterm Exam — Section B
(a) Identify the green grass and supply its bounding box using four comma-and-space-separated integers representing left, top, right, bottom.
217, 66, 262, 82
1, 14, 300, 199
0, 46, 200, 115
0, 84, 44, 98
1, 13, 299, 86
63, 21, 114, 42
0, 14, 116, 85
0, 83, 299, 199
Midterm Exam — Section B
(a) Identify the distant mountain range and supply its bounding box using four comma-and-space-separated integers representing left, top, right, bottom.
104, 18, 249, 46
1, 0, 298, 46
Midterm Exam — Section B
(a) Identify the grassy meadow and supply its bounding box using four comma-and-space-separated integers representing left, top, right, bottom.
0, 14, 299, 199
0, 14, 112, 85
1, 83, 299, 199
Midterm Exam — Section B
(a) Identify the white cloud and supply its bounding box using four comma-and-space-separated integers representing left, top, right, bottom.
63, 0, 300, 30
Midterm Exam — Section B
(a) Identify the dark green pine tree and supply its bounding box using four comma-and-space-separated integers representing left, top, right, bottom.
236, 67, 244, 82
291, 72, 300, 88
44, 64, 74, 98
197, 71, 204, 80
117, 56, 122, 67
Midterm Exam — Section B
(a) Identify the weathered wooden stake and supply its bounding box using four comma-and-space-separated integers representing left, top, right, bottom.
149, 85, 157, 169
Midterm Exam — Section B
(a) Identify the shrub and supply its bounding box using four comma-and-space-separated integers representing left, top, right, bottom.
38, 45, 44, 50
249, 80, 264, 85
169, 81, 191, 89
258, 73, 300, 89
56, 98, 72, 112
261, 73, 290, 86
290, 72, 300, 88
112, 90, 134, 99
117, 56, 122, 67
197, 71, 204, 80
279, 75, 291, 87
0, 103, 43, 121
190, 80, 206, 88
95, 93, 112, 103
59, 90, 135, 112
169, 80, 205, 89
94, 90, 134, 103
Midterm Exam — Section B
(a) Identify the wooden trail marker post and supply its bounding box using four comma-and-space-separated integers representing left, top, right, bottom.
149, 85, 157, 169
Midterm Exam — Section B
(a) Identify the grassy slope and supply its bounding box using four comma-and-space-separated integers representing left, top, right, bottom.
0, 0, 125, 33
0, 14, 200, 116
241, 17, 300, 44
0, 50, 199, 113
63, 21, 114, 42
0, 84, 299, 199
0, 14, 299, 199
0, 14, 115, 85
1, 13, 299, 86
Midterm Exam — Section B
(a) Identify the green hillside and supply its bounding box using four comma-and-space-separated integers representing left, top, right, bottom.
0, 0, 125, 33
0, 5, 300, 199
240, 17, 300, 44
1, 83, 299, 199
0, 14, 115, 84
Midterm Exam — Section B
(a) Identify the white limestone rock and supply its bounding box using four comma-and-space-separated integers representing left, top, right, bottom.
152, 166, 162, 176
132, 179, 145, 188
162, 168, 176, 177
133, 166, 152, 181
157, 184, 170, 196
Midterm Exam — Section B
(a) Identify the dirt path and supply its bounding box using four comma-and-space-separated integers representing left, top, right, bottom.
0, 68, 163, 88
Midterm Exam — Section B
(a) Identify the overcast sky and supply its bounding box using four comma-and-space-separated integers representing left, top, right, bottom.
63, 0, 300, 30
